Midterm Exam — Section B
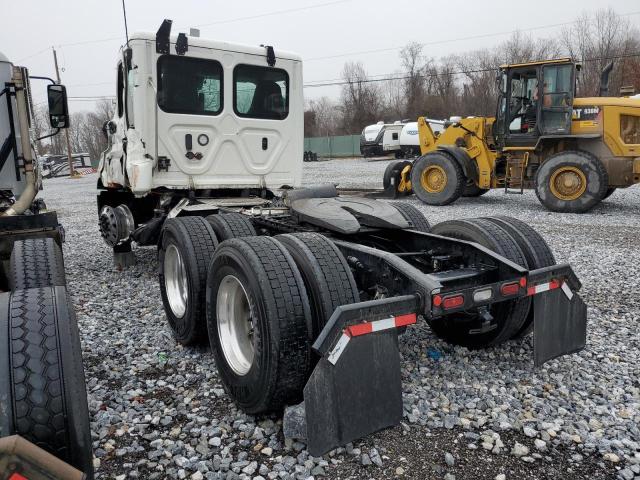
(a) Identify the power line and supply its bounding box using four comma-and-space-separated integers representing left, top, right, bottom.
305, 10, 640, 62
193, 0, 353, 28
17, 0, 355, 62
302, 52, 640, 88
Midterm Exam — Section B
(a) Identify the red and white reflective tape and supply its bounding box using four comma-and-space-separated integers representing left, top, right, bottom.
327, 313, 417, 365
527, 279, 573, 300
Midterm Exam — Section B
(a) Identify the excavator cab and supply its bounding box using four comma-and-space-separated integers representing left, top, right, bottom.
495, 58, 577, 148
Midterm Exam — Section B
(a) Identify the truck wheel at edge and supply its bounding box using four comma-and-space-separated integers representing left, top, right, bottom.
0, 287, 93, 478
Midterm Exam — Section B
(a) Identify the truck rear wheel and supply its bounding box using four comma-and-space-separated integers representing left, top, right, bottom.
535, 151, 608, 213
276, 233, 360, 339
159, 217, 218, 345
383, 160, 412, 195
429, 219, 531, 347
484, 216, 556, 338
391, 202, 431, 232
410, 152, 464, 205
206, 212, 256, 240
206, 236, 312, 413
0, 287, 93, 478
9, 238, 66, 290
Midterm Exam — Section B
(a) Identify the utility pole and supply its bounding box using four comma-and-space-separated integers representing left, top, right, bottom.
52, 47, 75, 177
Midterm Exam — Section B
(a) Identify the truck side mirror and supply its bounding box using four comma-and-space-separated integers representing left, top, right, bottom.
47, 84, 70, 129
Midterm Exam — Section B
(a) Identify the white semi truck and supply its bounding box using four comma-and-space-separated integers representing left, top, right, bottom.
0, 53, 93, 479
97, 20, 588, 455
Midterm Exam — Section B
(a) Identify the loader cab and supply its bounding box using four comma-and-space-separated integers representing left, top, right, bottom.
495, 59, 576, 148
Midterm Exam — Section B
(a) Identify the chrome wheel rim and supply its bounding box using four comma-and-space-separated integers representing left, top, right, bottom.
164, 244, 188, 318
217, 275, 254, 376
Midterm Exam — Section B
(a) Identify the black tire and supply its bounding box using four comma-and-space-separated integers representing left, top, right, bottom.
430, 219, 531, 347
276, 233, 360, 339
159, 217, 219, 345
0, 287, 93, 478
462, 180, 489, 197
391, 202, 431, 232
206, 236, 312, 413
535, 151, 608, 213
383, 160, 412, 195
206, 212, 257, 241
410, 152, 465, 205
9, 238, 66, 290
603, 187, 616, 199
484, 216, 556, 338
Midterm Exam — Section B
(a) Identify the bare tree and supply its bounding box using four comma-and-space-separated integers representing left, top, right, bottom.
561, 8, 638, 95
338, 62, 383, 134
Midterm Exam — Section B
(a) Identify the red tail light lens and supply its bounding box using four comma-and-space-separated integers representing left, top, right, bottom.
10, 473, 29, 480
442, 295, 464, 309
501, 282, 520, 296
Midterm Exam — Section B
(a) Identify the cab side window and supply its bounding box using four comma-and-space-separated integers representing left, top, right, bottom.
117, 63, 124, 118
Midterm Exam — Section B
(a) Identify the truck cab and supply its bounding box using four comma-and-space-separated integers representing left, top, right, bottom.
99, 20, 304, 197
494, 58, 577, 148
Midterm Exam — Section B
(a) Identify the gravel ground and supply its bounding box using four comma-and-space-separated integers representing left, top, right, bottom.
43, 158, 640, 480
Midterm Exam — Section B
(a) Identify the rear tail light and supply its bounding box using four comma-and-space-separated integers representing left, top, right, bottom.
9, 473, 29, 480
473, 288, 493, 303
442, 294, 464, 309
501, 282, 520, 296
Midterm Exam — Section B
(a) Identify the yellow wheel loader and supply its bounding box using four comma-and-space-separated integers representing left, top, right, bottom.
385, 58, 640, 213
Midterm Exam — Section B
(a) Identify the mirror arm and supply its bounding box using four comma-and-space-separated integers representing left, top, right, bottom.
36, 128, 61, 141
29, 76, 56, 85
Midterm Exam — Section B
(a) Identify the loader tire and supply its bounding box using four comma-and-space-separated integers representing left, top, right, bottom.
535, 151, 608, 213
484, 216, 556, 338
276, 233, 360, 339
9, 238, 66, 290
410, 152, 464, 205
462, 180, 489, 197
603, 187, 616, 199
383, 160, 412, 195
206, 236, 312, 413
391, 202, 431, 232
159, 217, 218, 346
430, 219, 531, 347
0, 287, 93, 478
206, 212, 257, 241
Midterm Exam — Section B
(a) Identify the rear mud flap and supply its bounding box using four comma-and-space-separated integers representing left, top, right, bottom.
534, 288, 587, 367
302, 330, 403, 457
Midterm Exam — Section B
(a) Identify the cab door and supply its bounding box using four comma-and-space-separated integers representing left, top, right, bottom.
539, 63, 575, 135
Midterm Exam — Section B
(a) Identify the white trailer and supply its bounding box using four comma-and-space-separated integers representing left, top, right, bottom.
399, 120, 445, 158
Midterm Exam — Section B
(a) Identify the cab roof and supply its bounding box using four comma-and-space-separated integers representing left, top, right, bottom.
500, 57, 575, 69
128, 32, 302, 63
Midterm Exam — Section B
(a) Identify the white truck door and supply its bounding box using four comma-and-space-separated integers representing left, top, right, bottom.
154, 52, 300, 190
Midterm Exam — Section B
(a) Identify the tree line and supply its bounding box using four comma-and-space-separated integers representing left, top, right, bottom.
38, 8, 640, 159
34, 99, 114, 165
304, 8, 640, 137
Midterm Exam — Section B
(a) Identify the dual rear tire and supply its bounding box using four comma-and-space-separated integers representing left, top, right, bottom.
158, 216, 360, 413
430, 216, 555, 347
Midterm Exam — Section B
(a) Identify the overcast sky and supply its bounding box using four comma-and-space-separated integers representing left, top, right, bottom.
3, 0, 638, 114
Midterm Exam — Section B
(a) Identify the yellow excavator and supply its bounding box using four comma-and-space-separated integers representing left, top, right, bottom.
383, 58, 640, 213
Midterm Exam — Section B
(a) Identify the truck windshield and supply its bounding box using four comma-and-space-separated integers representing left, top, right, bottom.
234, 64, 289, 120
157, 56, 223, 116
